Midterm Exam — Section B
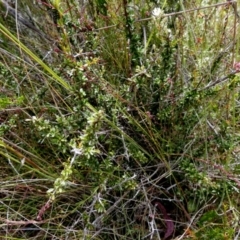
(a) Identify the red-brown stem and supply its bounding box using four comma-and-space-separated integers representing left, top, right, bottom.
154, 201, 174, 239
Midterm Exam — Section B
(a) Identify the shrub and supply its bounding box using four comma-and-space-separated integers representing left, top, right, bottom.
0, 0, 240, 239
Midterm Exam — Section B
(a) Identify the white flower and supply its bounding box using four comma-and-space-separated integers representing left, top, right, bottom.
71, 147, 83, 155
152, 7, 164, 18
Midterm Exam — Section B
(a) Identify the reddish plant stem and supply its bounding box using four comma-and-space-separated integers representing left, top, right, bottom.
154, 201, 174, 239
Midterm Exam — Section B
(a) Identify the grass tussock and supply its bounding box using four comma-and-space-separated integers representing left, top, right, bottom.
0, 0, 240, 239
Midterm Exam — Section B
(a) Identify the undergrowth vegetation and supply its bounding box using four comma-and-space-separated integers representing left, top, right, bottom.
0, 0, 240, 239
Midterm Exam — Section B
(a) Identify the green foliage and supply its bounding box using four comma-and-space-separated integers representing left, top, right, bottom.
0, 0, 240, 239
195, 209, 235, 240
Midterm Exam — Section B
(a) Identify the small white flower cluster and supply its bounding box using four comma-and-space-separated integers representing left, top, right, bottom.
152, 7, 164, 18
